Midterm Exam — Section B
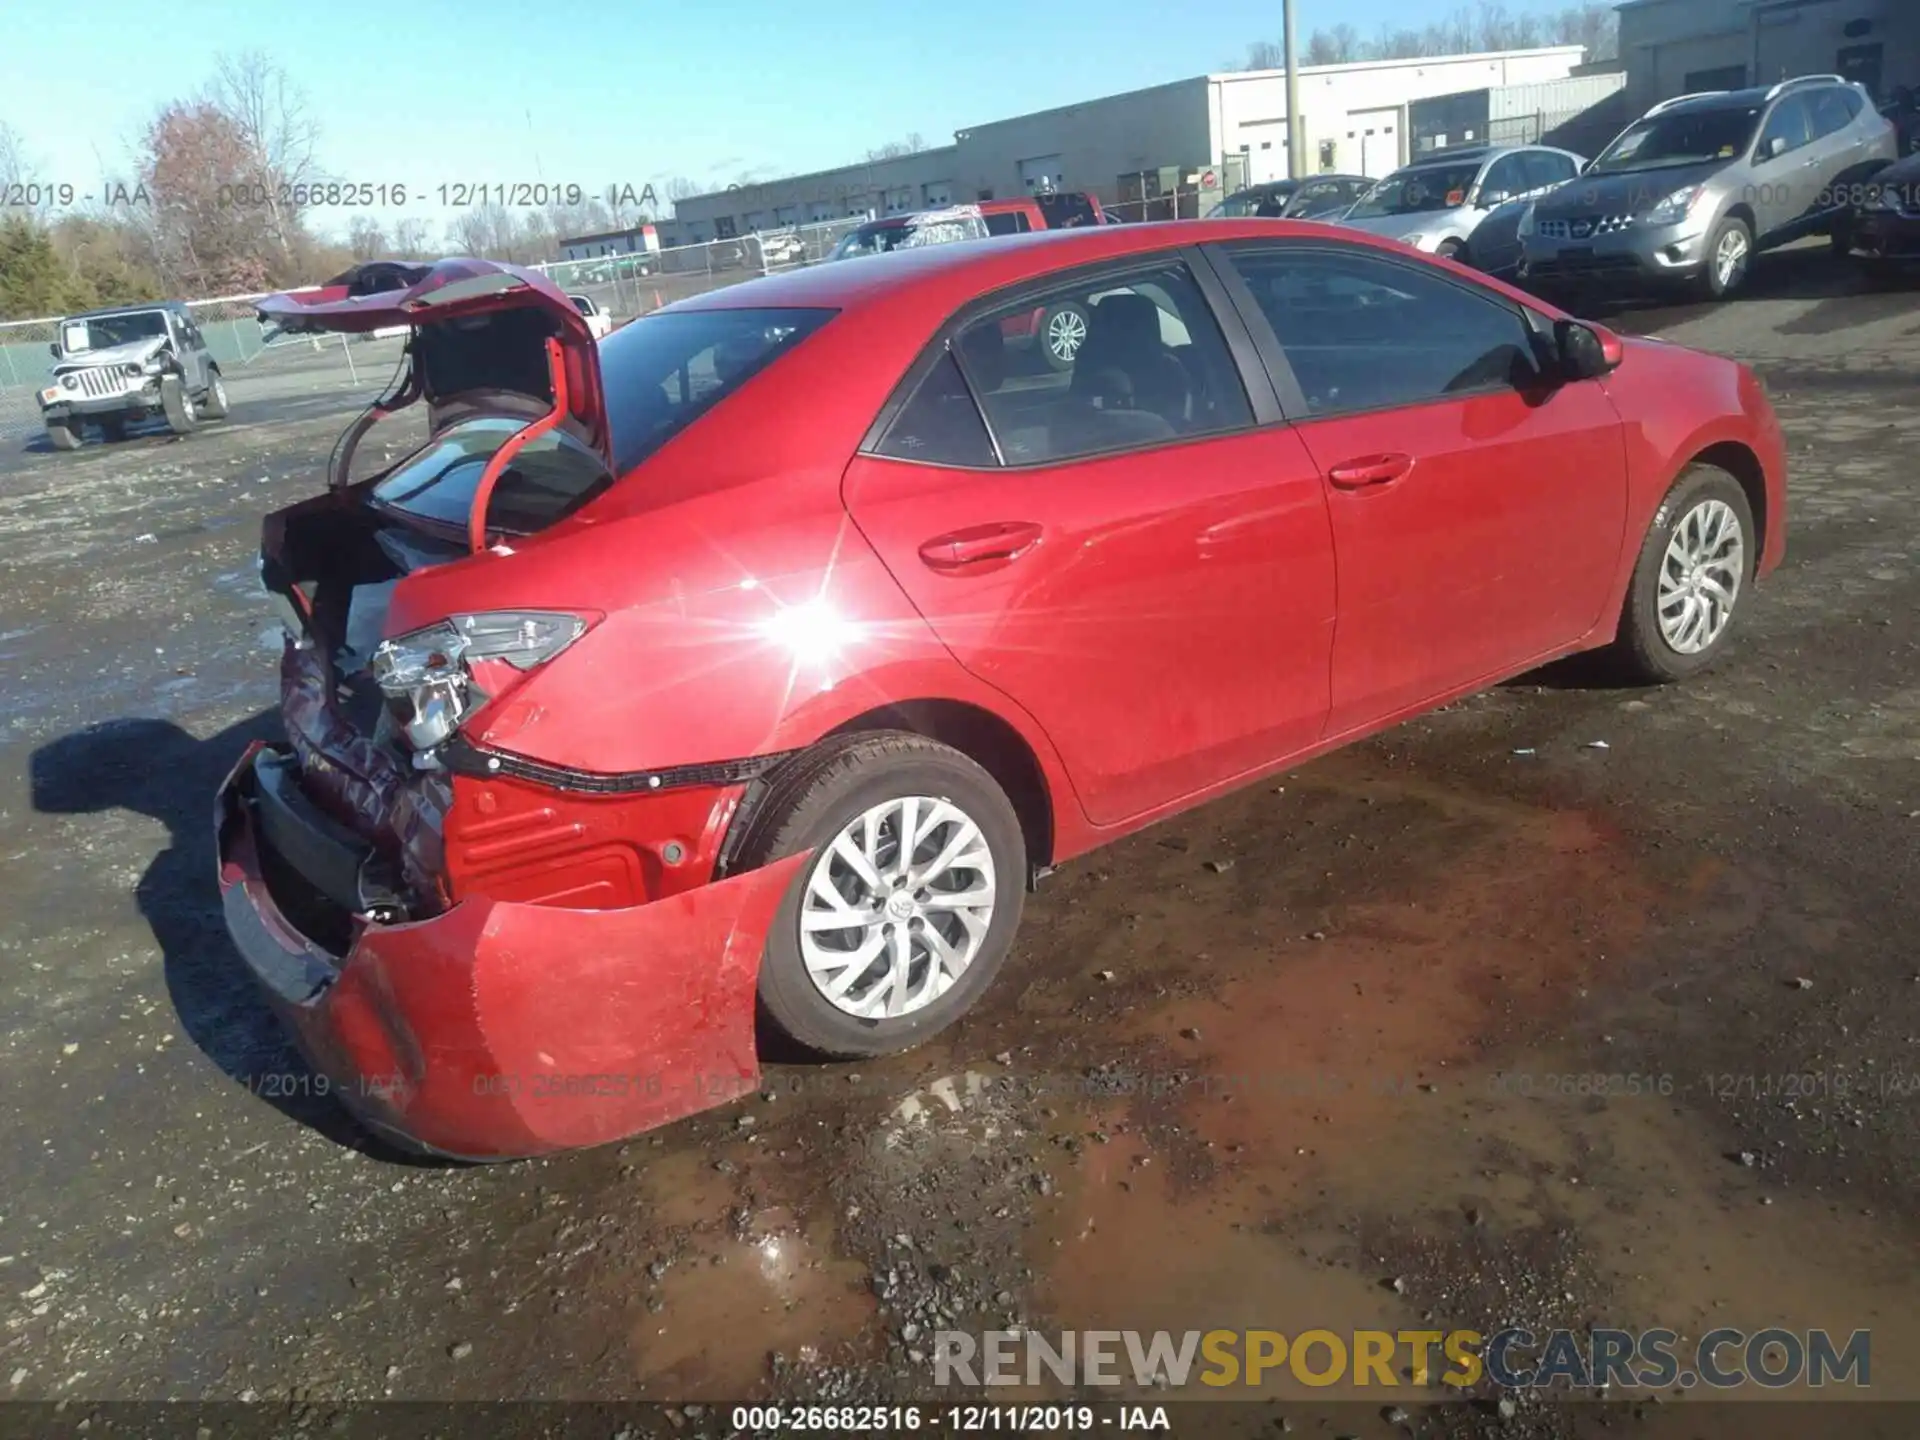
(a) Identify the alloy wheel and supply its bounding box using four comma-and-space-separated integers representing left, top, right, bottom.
1046, 307, 1087, 364
1657, 498, 1744, 654
1714, 228, 1749, 291
798, 795, 997, 1020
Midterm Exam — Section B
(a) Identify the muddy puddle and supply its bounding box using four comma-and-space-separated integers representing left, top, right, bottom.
881, 757, 1920, 1404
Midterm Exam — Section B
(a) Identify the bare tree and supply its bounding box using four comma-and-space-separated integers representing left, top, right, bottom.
391, 217, 434, 259
864, 133, 930, 162
1251, 0, 1615, 70
207, 51, 321, 264
347, 216, 387, 261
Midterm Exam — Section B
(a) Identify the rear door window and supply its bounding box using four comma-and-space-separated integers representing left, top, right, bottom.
984, 211, 1032, 236
951, 261, 1253, 465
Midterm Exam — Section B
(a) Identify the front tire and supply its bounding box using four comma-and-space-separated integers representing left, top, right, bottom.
198, 369, 229, 419
161, 375, 199, 435
1435, 238, 1467, 262
45, 419, 80, 451
1612, 465, 1756, 684
1696, 215, 1753, 300
735, 732, 1026, 1059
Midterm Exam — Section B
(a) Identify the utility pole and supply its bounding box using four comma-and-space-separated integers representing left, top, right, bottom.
1283, 0, 1304, 180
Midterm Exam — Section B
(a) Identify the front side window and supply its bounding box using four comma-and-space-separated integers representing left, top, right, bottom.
984, 211, 1031, 236
1757, 95, 1814, 158
1590, 106, 1762, 173
598, 306, 835, 474
1477, 155, 1529, 203
949, 262, 1253, 465
1222, 245, 1542, 417
1347, 164, 1482, 218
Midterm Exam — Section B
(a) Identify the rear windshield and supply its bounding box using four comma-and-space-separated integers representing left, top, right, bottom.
1035, 193, 1099, 227
368, 417, 613, 535
598, 306, 834, 474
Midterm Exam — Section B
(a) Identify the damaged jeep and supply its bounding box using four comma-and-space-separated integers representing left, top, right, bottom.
38, 301, 230, 449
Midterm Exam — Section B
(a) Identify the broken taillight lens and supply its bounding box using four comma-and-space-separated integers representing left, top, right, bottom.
371, 610, 590, 755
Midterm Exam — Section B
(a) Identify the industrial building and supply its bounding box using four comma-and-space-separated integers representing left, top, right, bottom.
1617, 0, 1918, 115
654, 46, 1592, 246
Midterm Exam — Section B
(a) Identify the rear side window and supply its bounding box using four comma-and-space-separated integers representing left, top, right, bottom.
984, 211, 1032, 236
1223, 246, 1542, 417
598, 306, 834, 473
875, 349, 998, 468
1809, 88, 1855, 139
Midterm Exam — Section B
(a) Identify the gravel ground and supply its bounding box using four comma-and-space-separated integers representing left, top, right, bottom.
0, 247, 1917, 1437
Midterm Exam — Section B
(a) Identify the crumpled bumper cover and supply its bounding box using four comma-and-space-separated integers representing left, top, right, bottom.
216, 741, 806, 1159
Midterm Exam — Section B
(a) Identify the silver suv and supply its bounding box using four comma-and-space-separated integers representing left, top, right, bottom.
1522, 75, 1897, 300
1333, 144, 1586, 262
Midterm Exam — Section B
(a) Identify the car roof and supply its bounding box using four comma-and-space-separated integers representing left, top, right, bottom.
65, 301, 183, 319
670, 218, 1469, 318
1656, 87, 1777, 114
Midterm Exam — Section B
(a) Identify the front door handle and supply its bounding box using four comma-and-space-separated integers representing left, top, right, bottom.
1327, 453, 1414, 488
918, 521, 1045, 572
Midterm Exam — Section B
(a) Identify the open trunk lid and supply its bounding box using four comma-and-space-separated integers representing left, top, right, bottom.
256, 258, 609, 469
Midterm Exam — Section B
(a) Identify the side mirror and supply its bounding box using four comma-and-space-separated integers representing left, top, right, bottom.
1555, 318, 1623, 380
48, 342, 60, 359
1478, 189, 1510, 209
1767, 135, 1790, 159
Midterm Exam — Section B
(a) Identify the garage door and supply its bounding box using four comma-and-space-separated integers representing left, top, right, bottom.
1019, 154, 1065, 193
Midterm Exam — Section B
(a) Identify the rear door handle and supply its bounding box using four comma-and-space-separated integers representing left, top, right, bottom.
918, 521, 1045, 572
1327, 453, 1414, 488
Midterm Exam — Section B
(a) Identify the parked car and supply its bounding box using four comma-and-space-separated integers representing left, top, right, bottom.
827, 205, 991, 260
568, 292, 614, 339
1333, 144, 1586, 261
979, 192, 1107, 233
1848, 150, 1920, 277
755, 230, 807, 267
1207, 175, 1373, 220
36, 301, 230, 449
225, 239, 1785, 1159
1523, 75, 1897, 300
1463, 195, 1539, 282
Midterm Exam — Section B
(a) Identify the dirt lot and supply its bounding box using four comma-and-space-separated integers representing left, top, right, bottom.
0, 251, 1917, 1436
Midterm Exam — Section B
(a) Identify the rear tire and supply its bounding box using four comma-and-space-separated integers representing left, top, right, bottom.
45, 419, 80, 451
161, 375, 199, 435
1828, 212, 1854, 257
734, 731, 1026, 1059
1612, 465, 1756, 684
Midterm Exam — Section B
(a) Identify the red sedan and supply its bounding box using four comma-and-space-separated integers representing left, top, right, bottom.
223, 226, 1786, 1158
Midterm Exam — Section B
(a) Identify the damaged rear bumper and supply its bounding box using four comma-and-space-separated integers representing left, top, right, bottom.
216, 741, 805, 1159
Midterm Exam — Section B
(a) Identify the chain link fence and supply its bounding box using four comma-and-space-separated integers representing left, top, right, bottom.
533, 216, 870, 325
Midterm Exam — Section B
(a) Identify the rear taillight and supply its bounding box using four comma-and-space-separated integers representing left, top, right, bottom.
371, 610, 589, 757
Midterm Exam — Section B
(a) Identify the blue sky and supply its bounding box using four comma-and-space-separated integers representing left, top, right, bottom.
5, 0, 1582, 238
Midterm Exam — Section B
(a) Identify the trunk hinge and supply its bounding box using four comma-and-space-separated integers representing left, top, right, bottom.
467, 337, 569, 554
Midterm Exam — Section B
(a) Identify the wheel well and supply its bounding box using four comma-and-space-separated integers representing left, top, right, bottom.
1690, 441, 1768, 561
1724, 202, 1757, 234
830, 699, 1055, 868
